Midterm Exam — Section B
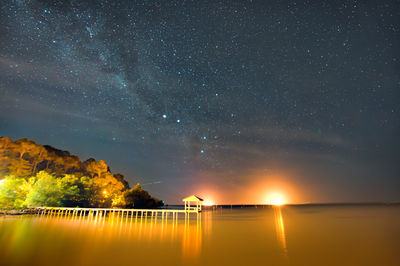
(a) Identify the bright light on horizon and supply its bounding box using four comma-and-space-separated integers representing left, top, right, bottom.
266, 192, 287, 206
202, 199, 215, 206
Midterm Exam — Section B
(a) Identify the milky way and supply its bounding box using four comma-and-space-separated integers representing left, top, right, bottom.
1, 1, 399, 203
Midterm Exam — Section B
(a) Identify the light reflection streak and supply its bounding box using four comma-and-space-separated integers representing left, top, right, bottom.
203, 209, 213, 238
273, 206, 287, 253
182, 213, 202, 259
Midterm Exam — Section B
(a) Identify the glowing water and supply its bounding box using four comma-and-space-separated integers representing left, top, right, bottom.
0, 205, 399, 265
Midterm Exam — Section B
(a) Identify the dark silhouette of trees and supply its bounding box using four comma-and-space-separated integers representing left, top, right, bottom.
124, 184, 164, 209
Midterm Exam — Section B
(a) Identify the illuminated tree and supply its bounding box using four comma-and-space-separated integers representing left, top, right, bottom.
7, 156, 32, 177
92, 172, 126, 207
24, 172, 63, 207
0, 138, 163, 209
24, 171, 80, 207
0, 176, 30, 209
84, 159, 109, 178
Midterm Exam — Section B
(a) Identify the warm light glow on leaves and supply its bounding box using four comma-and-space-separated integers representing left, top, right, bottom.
0, 172, 162, 209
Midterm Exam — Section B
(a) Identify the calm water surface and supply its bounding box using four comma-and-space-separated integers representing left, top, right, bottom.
0, 205, 399, 266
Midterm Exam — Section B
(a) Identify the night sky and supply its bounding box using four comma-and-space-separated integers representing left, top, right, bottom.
1, 1, 399, 204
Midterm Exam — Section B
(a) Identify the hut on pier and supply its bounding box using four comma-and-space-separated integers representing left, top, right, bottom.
182, 195, 204, 212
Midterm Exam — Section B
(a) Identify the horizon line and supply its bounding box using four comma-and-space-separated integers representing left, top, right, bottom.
164, 202, 400, 206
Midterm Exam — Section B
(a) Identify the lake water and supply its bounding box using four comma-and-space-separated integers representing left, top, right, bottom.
0, 205, 399, 265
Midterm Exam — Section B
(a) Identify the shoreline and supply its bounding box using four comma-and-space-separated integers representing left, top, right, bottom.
0, 210, 35, 215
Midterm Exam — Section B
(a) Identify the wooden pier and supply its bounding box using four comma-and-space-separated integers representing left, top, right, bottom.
33, 195, 205, 220
35, 206, 199, 219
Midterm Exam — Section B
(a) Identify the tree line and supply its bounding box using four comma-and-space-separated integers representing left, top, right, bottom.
0, 171, 163, 209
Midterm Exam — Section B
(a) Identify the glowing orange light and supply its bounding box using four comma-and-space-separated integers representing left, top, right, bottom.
202, 200, 215, 206
267, 192, 287, 206
103, 190, 107, 195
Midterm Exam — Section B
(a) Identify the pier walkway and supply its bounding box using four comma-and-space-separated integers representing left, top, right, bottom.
34, 206, 199, 219
33, 195, 205, 220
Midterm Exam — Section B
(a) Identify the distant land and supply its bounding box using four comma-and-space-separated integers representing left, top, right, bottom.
0, 137, 163, 209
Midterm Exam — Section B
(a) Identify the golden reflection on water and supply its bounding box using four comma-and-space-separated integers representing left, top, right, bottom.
182, 213, 202, 258
1, 206, 400, 266
273, 206, 287, 252
0, 210, 207, 265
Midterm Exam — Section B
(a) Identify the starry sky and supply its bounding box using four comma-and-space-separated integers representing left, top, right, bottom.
1, 1, 399, 204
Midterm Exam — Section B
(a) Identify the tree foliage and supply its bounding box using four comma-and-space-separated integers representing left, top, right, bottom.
0, 176, 30, 209
0, 171, 163, 209
0, 137, 164, 209
124, 184, 164, 209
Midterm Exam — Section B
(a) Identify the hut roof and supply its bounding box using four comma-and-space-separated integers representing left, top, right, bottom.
182, 195, 204, 202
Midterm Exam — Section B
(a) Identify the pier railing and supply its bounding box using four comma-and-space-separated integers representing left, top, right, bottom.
34, 206, 200, 219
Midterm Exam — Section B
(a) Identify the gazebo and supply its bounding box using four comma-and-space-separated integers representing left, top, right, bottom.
182, 195, 204, 213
